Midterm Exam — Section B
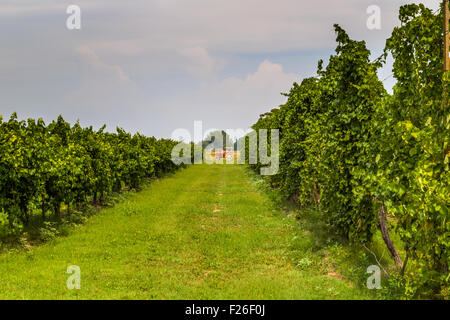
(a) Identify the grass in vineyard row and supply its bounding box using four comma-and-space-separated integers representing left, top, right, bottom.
0, 164, 377, 299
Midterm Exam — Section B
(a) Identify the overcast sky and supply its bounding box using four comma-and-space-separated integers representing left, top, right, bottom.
0, 0, 441, 139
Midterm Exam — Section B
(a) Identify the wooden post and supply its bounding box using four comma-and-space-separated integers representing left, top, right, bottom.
378, 202, 402, 268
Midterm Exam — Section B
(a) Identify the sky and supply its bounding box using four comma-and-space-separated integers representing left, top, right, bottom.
0, 0, 442, 140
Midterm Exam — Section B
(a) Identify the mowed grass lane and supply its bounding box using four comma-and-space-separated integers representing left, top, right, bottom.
0, 164, 369, 299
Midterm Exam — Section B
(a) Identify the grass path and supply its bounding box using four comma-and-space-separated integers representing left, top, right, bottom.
0, 165, 370, 299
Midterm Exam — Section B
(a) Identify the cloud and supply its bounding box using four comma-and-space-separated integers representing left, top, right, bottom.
61, 46, 144, 116
206, 60, 300, 114
88, 40, 145, 57
152, 60, 300, 136
0, 2, 63, 17
76, 46, 130, 83
205, 60, 298, 105
180, 47, 218, 77
0, 0, 442, 138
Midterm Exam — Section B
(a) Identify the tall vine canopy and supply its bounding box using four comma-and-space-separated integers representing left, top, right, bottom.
247, 3, 449, 299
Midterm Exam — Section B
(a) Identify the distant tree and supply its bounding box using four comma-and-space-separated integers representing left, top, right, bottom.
202, 130, 233, 150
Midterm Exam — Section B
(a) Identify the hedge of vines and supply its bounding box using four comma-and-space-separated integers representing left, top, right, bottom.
249, 4, 449, 299
0, 113, 183, 235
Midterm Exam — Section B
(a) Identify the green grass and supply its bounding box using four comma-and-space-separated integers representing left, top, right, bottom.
0, 164, 375, 299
